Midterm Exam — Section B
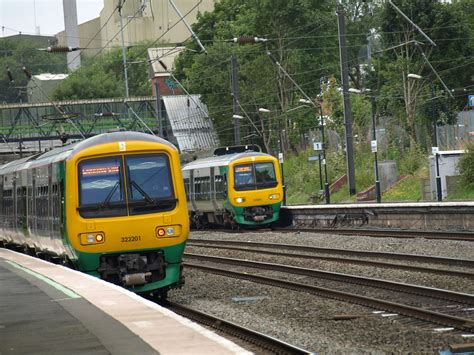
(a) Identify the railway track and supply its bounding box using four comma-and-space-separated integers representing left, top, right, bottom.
184, 253, 474, 304
204, 227, 474, 241
274, 227, 474, 241
162, 301, 312, 354
183, 261, 474, 332
187, 239, 474, 278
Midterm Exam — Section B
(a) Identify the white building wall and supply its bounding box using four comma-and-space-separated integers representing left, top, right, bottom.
58, 0, 215, 56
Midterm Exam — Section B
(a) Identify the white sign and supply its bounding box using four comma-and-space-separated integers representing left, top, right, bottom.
278, 152, 284, 163
313, 142, 323, 151
119, 141, 126, 151
432, 146, 439, 154
308, 156, 320, 161
371, 140, 377, 153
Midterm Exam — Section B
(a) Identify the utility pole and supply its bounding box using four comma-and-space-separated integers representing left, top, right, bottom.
231, 54, 241, 145
118, 0, 129, 98
371, 97, 381, 203
337, 3, 356, 196
432, 86, 442, 202
155, 81, 163, 137
319, 105, 330, 204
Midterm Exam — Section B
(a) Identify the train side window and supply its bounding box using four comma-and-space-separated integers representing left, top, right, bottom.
194, 176, 210, 201
215, 174, 226, 199
183, 177, 190, 201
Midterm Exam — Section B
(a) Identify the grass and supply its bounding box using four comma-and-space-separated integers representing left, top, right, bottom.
382, 175, 423, 202
446, 183, 474, 200
284, 146, 473, 204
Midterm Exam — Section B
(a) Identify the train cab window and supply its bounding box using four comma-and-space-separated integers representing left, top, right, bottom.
125, 154, 176, 215
255, 162, 276, 184
78, 156, 126, 218
234, 162, 277, 190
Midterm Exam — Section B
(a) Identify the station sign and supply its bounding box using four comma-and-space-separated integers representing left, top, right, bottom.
278, 152, 284, 163
308, 155, 320, 162
371, 140, 377, 153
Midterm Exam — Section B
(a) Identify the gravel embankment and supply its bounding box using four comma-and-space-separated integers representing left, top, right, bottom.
169, 230, 474, 354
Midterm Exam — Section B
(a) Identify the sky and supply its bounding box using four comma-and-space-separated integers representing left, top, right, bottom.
1, 0, 104, 37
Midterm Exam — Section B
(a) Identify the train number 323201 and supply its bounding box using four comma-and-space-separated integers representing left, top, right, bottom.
121, 236, 141, 242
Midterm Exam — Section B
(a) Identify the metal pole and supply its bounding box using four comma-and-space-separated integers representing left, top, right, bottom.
371, 97, 381, 203
231, 54, 241, 145
320, 105, 330, 204
155, 81, 163, 137
432, 86, 442, 201
337, 4, 356, 196
118, 1, 129, 98
278, 122, 286, 205
318, 153, 323, 191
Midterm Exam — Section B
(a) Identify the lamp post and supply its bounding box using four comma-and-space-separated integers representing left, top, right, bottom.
300, 99, 330, 204
348, 88, 381, 203
258, 108, 286, 205
407, 74, 442, 201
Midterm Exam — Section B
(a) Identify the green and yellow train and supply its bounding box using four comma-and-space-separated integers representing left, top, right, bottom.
0, 131, 189, 298
182, 146, 284, 228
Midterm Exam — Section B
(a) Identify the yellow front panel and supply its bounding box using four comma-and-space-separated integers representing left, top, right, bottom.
65, 140, 189, 254
228, 155, 283, 206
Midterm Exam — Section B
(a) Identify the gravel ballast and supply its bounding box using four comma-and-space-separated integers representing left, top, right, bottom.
169, 230, 474, 354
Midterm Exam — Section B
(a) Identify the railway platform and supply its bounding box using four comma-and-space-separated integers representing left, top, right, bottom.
0, 248, 250, 355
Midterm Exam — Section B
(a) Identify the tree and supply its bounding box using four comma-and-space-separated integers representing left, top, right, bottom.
53, 42, 153, 100
0, 38, 67, 103
174, 0, 340, 151
376, 0, 474, 148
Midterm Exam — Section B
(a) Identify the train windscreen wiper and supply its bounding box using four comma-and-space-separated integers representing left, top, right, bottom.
100, 181, 120, 208
129, 180, 154, 204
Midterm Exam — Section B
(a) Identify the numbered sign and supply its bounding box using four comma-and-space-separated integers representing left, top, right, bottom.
313, 142, 323, 151
371, 140, 377, 153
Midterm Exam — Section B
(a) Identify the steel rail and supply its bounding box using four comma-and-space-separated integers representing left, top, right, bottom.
186, 242, 474, 278
274, 227, 474, 241
188, 238, 474, 268
163, 301, 312, 354
184, 263, 474, 332
184, 254, 474, 305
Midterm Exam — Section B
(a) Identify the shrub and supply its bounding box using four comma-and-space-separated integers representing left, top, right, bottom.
458, 143, 474, 186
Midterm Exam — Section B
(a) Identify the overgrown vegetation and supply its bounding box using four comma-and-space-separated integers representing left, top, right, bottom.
53, 42, 154, 100
0, 38, 67, 103
458, 143, 474, 186
284, 145, 435, 204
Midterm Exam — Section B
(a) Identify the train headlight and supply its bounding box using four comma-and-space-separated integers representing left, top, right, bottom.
268, 193, 280, 200
234, 197, 246, 203
155, 225, 181, 238
80, 232, 105, 245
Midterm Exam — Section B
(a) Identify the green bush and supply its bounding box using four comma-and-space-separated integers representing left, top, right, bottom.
458, 143, 474, 186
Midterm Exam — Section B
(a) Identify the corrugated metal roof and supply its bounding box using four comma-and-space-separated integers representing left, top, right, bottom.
163, 95, 220, 152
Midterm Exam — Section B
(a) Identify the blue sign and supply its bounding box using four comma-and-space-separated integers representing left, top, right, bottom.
308, 156, 321, 161
469, 95, 474, 108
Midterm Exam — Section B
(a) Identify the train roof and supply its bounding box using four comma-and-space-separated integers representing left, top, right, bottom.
0, 131, 176, 174
182, 151, 276, 170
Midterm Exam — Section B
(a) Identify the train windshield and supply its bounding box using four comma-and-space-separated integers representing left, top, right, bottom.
78, 154, 175, 218
125, 155, 176, 215
234, 162, 277, 190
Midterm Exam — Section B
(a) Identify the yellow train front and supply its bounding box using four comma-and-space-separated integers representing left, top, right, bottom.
182, 146, 284, 228
0, 131, 189, 298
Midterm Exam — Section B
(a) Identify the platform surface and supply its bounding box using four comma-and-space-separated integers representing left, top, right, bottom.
0, 248, 250, 355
